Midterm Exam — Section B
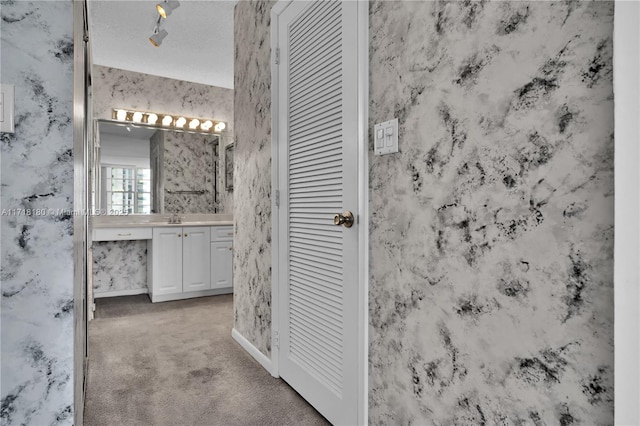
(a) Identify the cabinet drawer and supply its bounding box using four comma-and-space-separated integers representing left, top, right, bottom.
93, 227, 153, 242
211, 226, 233, 242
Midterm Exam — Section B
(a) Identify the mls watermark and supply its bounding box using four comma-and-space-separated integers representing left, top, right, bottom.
1, 208, 129, 217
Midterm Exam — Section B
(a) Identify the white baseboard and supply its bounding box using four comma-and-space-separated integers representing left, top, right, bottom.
93, 288, 148, 298
150, 287, 233, 303
232, 328, 272, 374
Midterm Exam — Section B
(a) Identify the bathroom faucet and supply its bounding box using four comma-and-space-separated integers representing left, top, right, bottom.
168, 213, 181, 224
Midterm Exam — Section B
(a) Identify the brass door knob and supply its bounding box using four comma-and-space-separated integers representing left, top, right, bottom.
333, 211, 354, 228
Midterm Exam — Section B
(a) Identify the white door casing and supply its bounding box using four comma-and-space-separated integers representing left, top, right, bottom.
272, 1, 368, 424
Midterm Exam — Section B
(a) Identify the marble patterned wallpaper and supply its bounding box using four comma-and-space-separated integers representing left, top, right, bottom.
163, 131, 217, 214
93, 65, 234, 214
1, 1, 75, 424
92, 241, 148, 295
150, 130, 164, 213
368, 1, 614, 425
233, 0, 276, 357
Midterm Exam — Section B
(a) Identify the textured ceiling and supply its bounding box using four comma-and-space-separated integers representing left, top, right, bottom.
88, 0, 236, 89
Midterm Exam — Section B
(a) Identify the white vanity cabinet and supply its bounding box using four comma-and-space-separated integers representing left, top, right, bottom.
211, 226, 233, 289
148, 225, 232, 302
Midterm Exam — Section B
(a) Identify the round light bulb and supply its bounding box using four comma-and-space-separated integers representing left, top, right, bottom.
201, 120, 213, 131
162, 115, 173, 126
116, 110, 127, 121
189, 119, 200, 129
132, 112, 143, 123
147, 113, 158, 124
175, 117, 187, 128
156, 3, 168, 18
214, 122, 226, 132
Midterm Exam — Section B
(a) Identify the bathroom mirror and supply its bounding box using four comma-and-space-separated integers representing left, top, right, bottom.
92, 119, 220, 215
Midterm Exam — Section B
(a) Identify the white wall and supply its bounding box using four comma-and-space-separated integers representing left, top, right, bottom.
100, 133, 150, 168
614, 1, 640, 424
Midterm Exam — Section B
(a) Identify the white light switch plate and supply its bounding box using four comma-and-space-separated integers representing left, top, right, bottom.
374, 118, 398, 155
0, 84, 15, 133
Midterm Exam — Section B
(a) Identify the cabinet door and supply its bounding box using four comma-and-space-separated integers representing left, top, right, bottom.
152, 228, 183, 295
211, 241, 233, 289
182, 227, 211, 292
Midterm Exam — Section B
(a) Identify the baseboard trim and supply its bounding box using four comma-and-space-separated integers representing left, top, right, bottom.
150, 287, 233, 303
93, 288, 148, 298
232, 328, 272, 374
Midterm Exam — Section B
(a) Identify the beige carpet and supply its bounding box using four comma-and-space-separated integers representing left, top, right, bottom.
84, 294, 330, 426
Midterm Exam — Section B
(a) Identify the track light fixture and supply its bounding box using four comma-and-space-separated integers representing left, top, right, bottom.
149, 17, 168, 47
156, 0, 180, 19
112, 109, 227, 134
149, 1, 179, 46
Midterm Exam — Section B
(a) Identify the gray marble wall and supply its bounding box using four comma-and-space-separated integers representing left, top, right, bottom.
163, 131, 218, 214
233, 0, 276, 357
150, 130, 164, 213
92, 241, 147, 295
1, 1, 75, 424
233, 1, 614, 424
368, 1, 614, 424
93, 65, 234, 214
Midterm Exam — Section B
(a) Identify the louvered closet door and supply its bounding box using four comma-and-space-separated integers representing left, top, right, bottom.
277, 1, 358, 425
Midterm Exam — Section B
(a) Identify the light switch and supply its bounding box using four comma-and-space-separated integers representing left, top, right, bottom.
385, 126, 394, 147
375, 128, 384, 149
374, 118, 399, 155
0, 84, 15, 134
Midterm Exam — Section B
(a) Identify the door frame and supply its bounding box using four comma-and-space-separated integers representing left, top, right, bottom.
73, 0, 90, 424
270, 1, 369, 424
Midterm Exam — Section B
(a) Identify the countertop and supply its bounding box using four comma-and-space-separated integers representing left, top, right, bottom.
91, 214, 234, 229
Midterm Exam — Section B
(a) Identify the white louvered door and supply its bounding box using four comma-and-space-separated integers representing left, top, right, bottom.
277, 1, 359, 425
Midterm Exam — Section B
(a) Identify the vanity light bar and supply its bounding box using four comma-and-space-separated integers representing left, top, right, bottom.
112, 109, 226, 133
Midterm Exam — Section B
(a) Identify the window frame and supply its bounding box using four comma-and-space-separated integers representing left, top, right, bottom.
101, 163, 152, 214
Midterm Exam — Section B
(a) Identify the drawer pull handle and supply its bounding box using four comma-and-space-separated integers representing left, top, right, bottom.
178, 234, 181, 237
117, 233, 132, 236
229, 247, 233, 251
227, 232, 233, 236
184, 233, 188, 237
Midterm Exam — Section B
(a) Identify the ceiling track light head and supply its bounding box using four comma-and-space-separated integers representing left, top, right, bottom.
157, 0, 180, 19
149, 24, 168, 47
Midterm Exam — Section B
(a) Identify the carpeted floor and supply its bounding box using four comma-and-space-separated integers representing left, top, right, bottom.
84, 294, 330, 426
